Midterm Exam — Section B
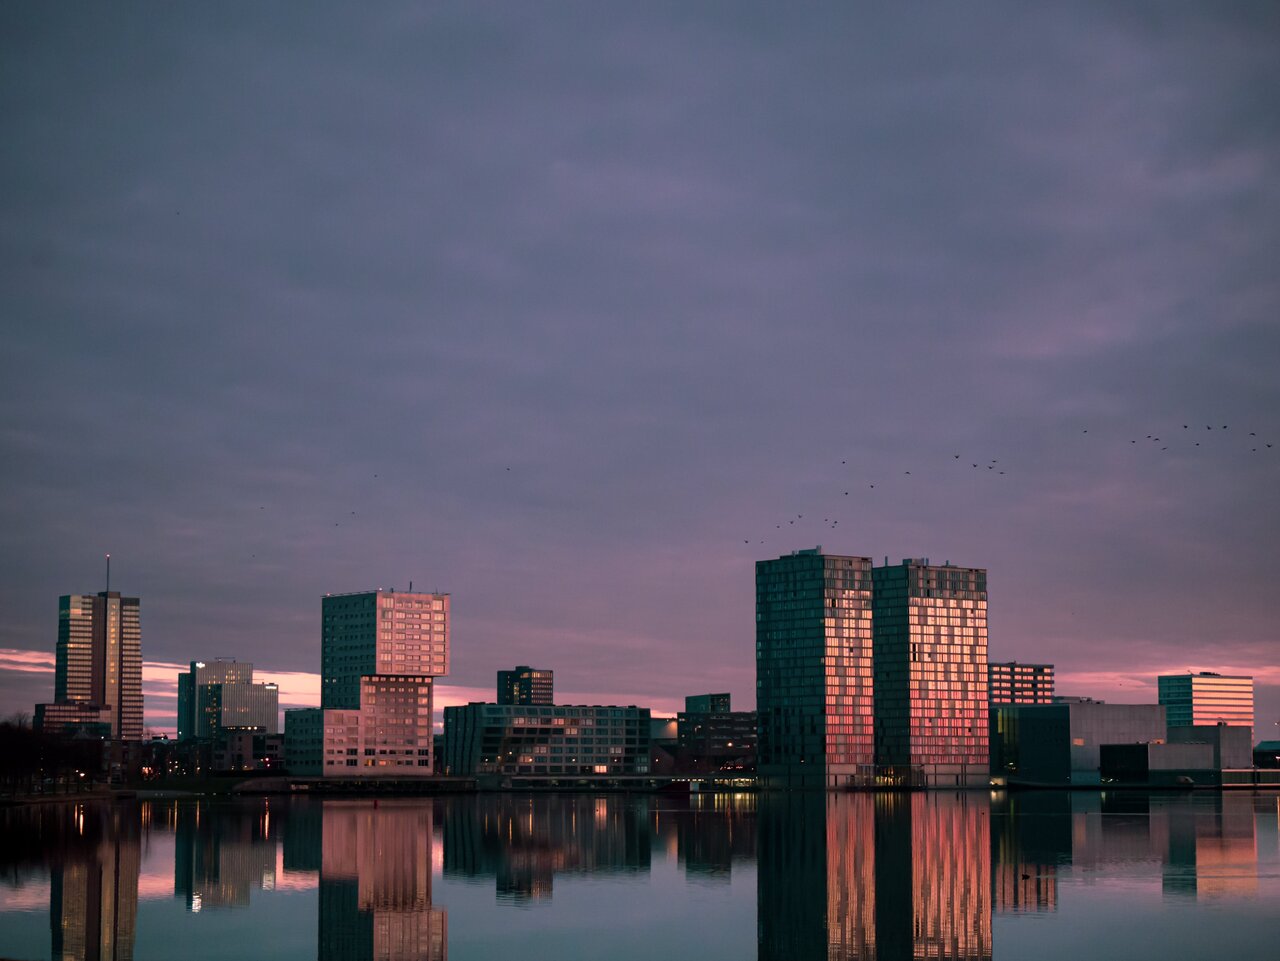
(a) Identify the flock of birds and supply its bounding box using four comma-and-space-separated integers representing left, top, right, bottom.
742, 421, 1277, 548
240, 421, 1275, 557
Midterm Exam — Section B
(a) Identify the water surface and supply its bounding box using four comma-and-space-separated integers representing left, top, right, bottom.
1, 790, 1276, 959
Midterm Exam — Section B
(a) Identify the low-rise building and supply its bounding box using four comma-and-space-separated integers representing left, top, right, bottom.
1254, 741, 1280, 769
211, 728, 284, 773
284, 707, 323, 776
34, 702, 113, 738
1099, 741, 1218, 786
1167, 723, 1253, 770
992, 701, 1166, 786
442, 703, 651, 777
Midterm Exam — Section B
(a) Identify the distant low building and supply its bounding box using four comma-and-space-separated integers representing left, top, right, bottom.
34, 702, 113, 739
1167, 724, 1252, 770
1100, 741, 1220, 786
210, 728, 284, 773
442, 703, 650, 777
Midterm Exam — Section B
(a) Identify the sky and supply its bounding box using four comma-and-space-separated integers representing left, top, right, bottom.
2, 3, 1278, 736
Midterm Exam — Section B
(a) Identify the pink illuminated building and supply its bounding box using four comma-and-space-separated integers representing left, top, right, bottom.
319, 590, 449, 776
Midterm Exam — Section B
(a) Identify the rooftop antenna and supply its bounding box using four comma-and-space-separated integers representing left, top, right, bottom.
105, 553, 111, 593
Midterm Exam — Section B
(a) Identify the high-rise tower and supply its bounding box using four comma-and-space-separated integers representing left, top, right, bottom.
756, 550, 875, 788
37, 591, 143, 741
317, 590, 449, 776
873, 559, 989, 788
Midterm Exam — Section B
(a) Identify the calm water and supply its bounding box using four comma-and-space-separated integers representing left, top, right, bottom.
1, 790, 1277, 960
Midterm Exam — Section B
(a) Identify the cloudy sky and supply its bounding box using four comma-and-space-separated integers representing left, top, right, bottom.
2, 4, 1277, 734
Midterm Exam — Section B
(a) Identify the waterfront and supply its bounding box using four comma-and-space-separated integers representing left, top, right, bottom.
0, 791, 1277, 960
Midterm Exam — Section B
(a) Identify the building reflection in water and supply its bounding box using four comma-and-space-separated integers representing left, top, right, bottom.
989, 792, 1070, 914
659, 793, 757, 882
172, 799, 278, 910
759, 792, 991, 960
1161, 792, 1259, 899
0, 800, 147, 961
440, 794, 650, 902
319, 799, 447, 961
49, 801, 141, 961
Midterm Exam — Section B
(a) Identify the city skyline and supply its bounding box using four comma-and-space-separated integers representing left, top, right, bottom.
4, 560, 1278, 737
2, 5, 1278, 732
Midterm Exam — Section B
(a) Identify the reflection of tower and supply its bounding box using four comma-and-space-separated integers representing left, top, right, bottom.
173, 800, 278, 910
907, 794, 991, 960
50, 802, 140, 961
758, 792, 828, 960
758, 793, 991, 960
1162, 793, 1258, 899
319, 800, 447, 961
990, 792, 1069, 913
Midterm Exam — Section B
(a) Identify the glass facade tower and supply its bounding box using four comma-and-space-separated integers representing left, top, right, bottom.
497, 666, 554, 706
1157, 673, 1253, 731
756, 551, 875, 788
41, 592, 142, 741
318, 590, 449, 777
873, 559, 989, 787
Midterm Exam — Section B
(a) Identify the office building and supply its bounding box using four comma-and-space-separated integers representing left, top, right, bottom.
497, 665, 554, 705
676, 693, 757, 774
1158, 672, 1253, 732
36, 591, 143, 741
177, 660, 278, 740
443, 703, 650, 777
873, 559, 989, 788
318, 589, 449, 777
988, 662, 1054, 705
756, 550, 875, 788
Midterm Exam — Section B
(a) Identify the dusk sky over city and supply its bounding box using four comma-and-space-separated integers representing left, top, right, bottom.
2, 4, 1277, 733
